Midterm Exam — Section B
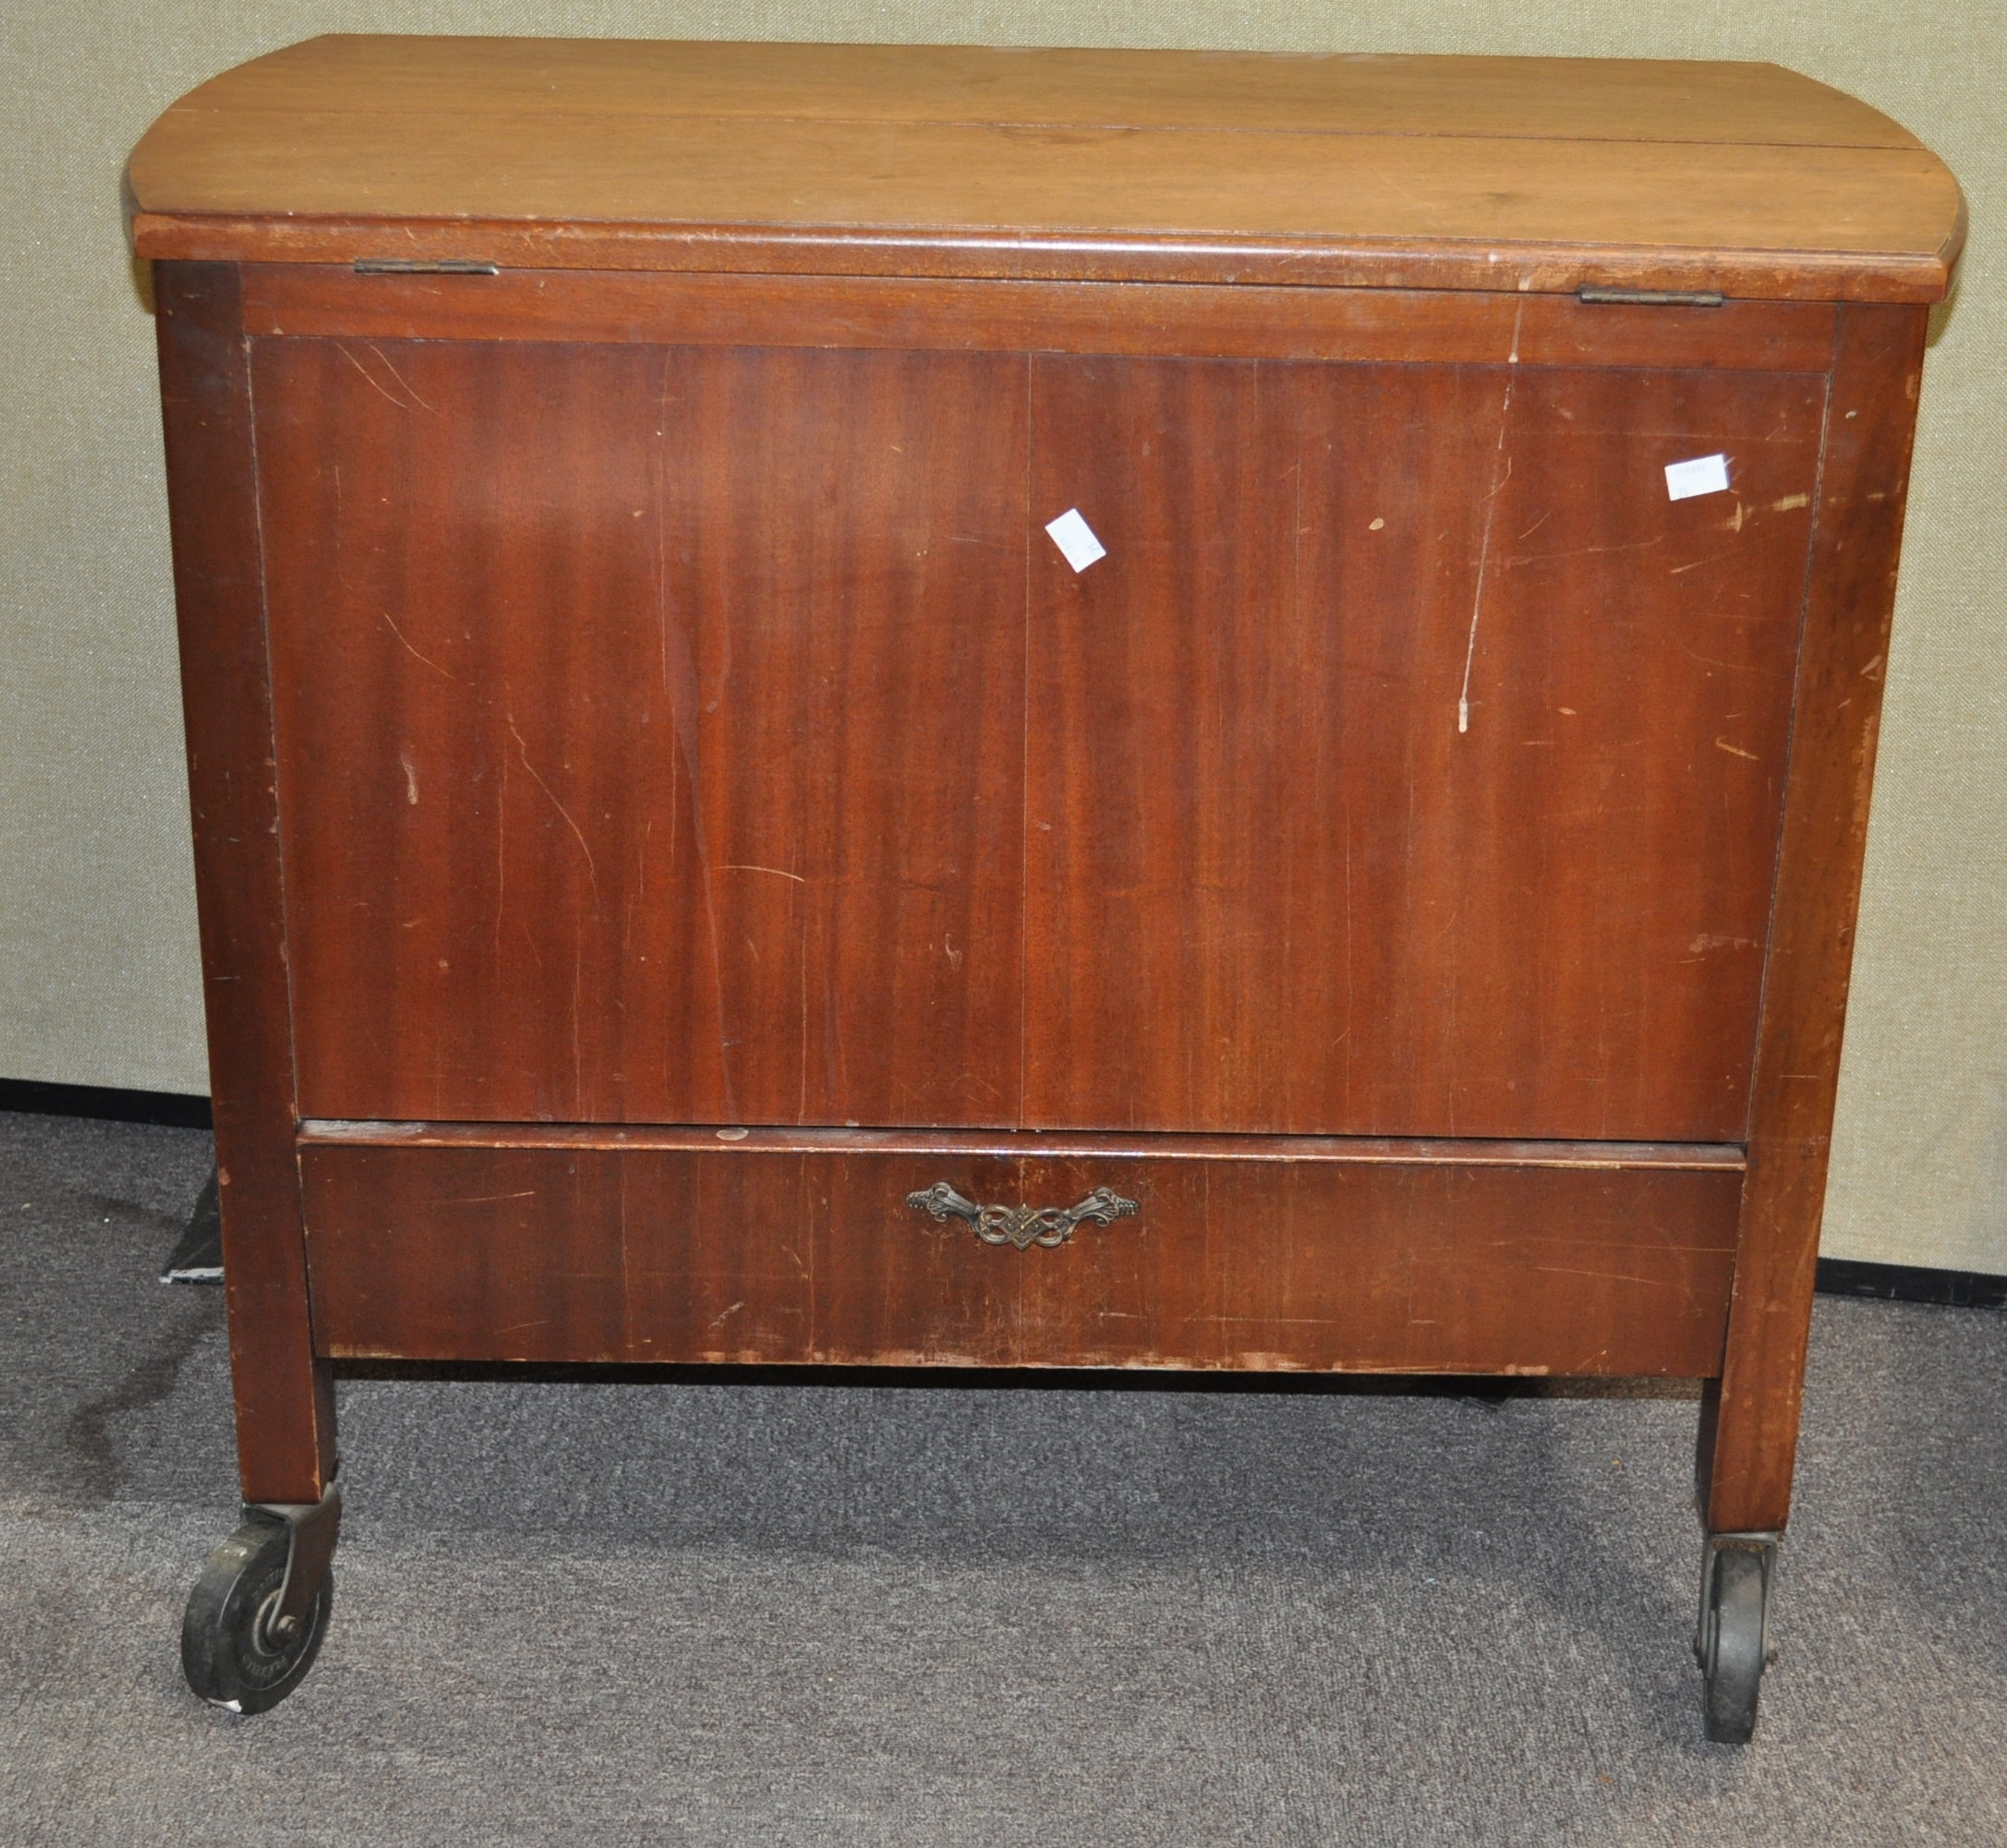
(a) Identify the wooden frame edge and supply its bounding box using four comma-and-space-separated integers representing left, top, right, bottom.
1701, 300, 1930, 1534
155, 260, 336, 1504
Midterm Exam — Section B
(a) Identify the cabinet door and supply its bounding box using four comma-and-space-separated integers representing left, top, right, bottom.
259, 341, 1026, 1127
1025, 356, 1823, 1141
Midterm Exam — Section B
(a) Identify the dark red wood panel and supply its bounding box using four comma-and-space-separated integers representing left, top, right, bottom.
299, 1134, 1740, 1376
1025, 356, 1824, 1140
256, 340, 1027, 1126
154, 263, 335, 1504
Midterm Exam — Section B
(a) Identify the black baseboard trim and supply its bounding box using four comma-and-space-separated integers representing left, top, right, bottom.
0, 1078, 212, 1130
1816, 1256, 2007, 1311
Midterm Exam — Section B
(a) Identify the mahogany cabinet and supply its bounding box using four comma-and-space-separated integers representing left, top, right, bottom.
127, 37, 1964, 1735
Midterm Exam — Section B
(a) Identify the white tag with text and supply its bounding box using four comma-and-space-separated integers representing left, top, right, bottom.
1665, 453, 1731, 501
1045, 507, 1107, 572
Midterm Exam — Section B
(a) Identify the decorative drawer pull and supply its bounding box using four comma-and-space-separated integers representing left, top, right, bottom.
905, 1181, 1139, 1250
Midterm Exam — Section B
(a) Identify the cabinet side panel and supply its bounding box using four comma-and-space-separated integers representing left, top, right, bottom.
154, 263, 334, 1504
260, 340, 1028, 1127
1703, 304, 1929, 1534
1027, 355, 1821, 1139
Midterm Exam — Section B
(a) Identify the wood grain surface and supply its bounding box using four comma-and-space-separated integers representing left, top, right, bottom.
140, 38, 1928, 146
298, 1132, 1742, 1376
257, 339, 1027, 1126
259, 327, 1825, 1141
153, 263, 334, 1504
1027, 354, 1823, 1139
127, 39, 1965, 302
1700, 304, 1930, 1536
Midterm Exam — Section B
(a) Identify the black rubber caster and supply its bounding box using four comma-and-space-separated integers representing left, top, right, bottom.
1697, 1538, 1773, 1744
181, 1515, 332, 1713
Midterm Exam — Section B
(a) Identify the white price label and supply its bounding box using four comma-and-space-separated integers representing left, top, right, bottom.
1045, 507, 1107, 573
1665, 453, 1731, 501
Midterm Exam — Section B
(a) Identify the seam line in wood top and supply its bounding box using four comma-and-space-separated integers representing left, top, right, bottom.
157, 103, 1927, 153
150, 219, 1953, 268
296, 1120, 1747, 1170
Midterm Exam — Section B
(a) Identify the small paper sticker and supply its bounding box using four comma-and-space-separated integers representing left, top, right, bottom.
1665, 453, 1731, 501
1045, 507, 1106, 573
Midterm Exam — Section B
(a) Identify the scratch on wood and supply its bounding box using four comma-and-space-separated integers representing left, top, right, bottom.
1457, 301, 1523, 736
1714, 737, 1759, 761
1534, 1266, 1668, 1288
1684, 933, 1759, 961
376, 606, 455, 681
1670, 549, 1741, 576
1504, 537, 1661, 569
363, 341, 437, 412
647, 395, 735, 1117
494, 750, 507, 972
332, 341, 413, 412
504, 713, 600, 908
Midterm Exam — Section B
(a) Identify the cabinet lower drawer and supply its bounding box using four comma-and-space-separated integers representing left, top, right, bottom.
296, 1126, 1743, 1377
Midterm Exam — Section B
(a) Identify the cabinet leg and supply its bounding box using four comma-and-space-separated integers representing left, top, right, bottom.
1695, 1262, 1809, 1539
224, 1265, 338, 1506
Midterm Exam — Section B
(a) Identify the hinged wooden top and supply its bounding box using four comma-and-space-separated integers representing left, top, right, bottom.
127, 36, 1965, 301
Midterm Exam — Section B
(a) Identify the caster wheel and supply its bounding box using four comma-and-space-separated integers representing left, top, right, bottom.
181, 1516, 332, 1713
1699, 1544, 1767, 1744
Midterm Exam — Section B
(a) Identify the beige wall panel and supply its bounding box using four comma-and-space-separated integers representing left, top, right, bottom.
3, 1, 2001, 1269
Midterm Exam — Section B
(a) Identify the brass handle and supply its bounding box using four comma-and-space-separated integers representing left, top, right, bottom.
904, 1180, 1139, 1250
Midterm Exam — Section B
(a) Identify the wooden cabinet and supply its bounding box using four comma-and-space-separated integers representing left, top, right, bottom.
130, 37, 1964, 1734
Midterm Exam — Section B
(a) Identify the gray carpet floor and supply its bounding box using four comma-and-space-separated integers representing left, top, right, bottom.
1, 1109, 2002, 1846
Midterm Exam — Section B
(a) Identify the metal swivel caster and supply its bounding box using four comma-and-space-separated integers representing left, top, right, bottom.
1695, 1531, 1777, 1744
181, 1483, 340, 1714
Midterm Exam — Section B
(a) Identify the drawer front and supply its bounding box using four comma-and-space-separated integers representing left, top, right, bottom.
299, 1131, 1740, 1377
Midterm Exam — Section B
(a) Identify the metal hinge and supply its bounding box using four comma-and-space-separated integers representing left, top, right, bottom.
1578, 286, 1726, 308
352, 259, 500, 276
